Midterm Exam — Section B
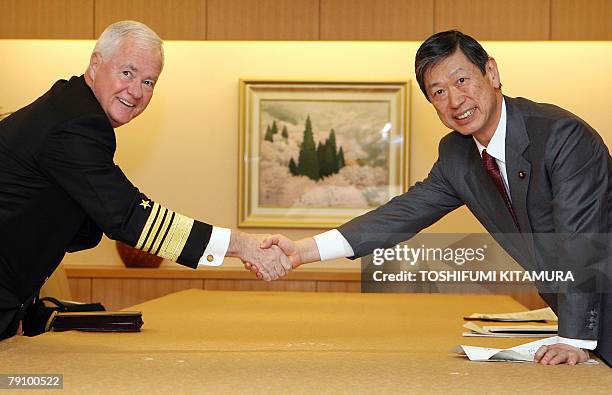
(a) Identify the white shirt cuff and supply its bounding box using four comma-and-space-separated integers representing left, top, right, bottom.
557, 336, 597, 350
198, 226, 231, 267
313, 229, 355, 261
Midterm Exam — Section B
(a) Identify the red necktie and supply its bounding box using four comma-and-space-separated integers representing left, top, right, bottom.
482, 149, 520, 230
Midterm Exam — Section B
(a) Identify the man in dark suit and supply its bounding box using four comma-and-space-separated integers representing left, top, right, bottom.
253, 30, 611, 366
0, 20, 290, 340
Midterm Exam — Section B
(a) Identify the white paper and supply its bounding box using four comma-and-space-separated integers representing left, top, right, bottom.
453, 336, 598, 364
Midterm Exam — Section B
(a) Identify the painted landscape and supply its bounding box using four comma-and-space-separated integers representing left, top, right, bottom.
258, 100, 392, 209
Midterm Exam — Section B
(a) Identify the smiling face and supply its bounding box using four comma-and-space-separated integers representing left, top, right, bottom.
86, 39, 162, 128
425, 49, 502, 145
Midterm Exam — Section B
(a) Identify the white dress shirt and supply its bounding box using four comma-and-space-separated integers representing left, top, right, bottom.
197, 226, 231, 266
313, 98, 596, 350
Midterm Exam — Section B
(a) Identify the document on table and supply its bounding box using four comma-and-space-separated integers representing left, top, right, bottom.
464, 307, 557, 322
452, 337, 598, 364
462, 321, 558, 338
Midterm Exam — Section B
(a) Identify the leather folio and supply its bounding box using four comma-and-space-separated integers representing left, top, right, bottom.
46, 311, 143, 332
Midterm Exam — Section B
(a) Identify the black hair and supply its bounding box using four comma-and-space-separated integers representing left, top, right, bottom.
415, 30, 490, 100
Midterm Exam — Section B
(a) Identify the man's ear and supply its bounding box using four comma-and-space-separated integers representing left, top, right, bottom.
87, 52, 102, 81
485, 57, 501, 89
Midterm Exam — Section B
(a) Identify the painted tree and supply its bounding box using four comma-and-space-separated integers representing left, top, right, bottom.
264, 124, 274, 142
289, 157, 298, 175
325, 129, 339, 175
317, 141, 327, 178
297, 115, 319, 180
281, 125, 289, 140
337, 146, 346, 169
288, 118, 345, 180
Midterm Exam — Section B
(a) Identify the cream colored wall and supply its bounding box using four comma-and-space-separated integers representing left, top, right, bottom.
1, 40, 610, 269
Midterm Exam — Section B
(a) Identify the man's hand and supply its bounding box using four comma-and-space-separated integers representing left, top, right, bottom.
247, 234, 325, 280
261, 234, 303, 268
242, 234, 302, 279
533, 343, 590, 365
227, 231, 292, 281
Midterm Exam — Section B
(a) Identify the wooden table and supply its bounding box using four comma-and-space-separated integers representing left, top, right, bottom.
1, 290, 609, 393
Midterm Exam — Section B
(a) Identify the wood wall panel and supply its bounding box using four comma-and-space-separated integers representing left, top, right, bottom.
434, 0, 551, 40
91, 278, 203, 310
0, 0, 609, 40
68, 279, 92, 303
320, 0, 434, 40
316, 281, 360, 292
40, 263, 73, 300
551, 0, 612, 40
0, 0, 94, 39
207, 0, 319, 40
94, 0, 207, 40
204, 279, 317, 291
67, 266, 547, 312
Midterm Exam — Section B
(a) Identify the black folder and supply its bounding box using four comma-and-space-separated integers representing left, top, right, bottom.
47, 311, 143, 332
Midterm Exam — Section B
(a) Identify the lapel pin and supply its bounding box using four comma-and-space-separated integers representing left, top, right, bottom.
518, 171, 526, 179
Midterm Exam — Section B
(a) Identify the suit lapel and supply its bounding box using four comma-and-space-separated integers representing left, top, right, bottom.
462, 97, 538, 267
504, 97, 536, 260
504, 97, 532, 232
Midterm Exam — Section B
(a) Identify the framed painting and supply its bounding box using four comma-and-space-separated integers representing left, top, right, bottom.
238, 80, 409, 228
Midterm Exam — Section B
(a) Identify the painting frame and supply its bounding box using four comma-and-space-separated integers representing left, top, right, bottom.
238, 79, 410, 228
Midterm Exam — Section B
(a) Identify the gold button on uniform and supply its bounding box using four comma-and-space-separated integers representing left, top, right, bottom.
207, 255, 214, 262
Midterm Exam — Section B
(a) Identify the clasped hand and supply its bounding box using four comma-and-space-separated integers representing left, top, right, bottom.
233, 233, 299, 281
234, 233, 300, 281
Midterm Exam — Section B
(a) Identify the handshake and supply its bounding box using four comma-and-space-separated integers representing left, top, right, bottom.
227, 231, 308, 281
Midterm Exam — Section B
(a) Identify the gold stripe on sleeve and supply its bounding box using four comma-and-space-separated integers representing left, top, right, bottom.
157, 213, 194, 262
149, 209, 173, 254
142, 206, 168, 252
135, 202, 160, 250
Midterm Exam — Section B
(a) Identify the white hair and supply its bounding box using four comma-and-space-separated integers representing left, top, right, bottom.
93, 20, 164, 68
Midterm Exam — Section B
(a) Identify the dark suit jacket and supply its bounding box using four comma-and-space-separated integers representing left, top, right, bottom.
0, 76, 212, 336
338, 96, 611, 365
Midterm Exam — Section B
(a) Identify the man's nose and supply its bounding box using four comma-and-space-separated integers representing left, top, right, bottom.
448, 86, 464, 108
127, 81, 143, 99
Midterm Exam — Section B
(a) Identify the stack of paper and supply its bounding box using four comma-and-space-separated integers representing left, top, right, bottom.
463, 321, 557, 338
464, 307, 557, 322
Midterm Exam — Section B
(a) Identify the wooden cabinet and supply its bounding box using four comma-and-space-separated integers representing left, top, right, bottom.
66, 266, 360, 310
65, 265, 545, 311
